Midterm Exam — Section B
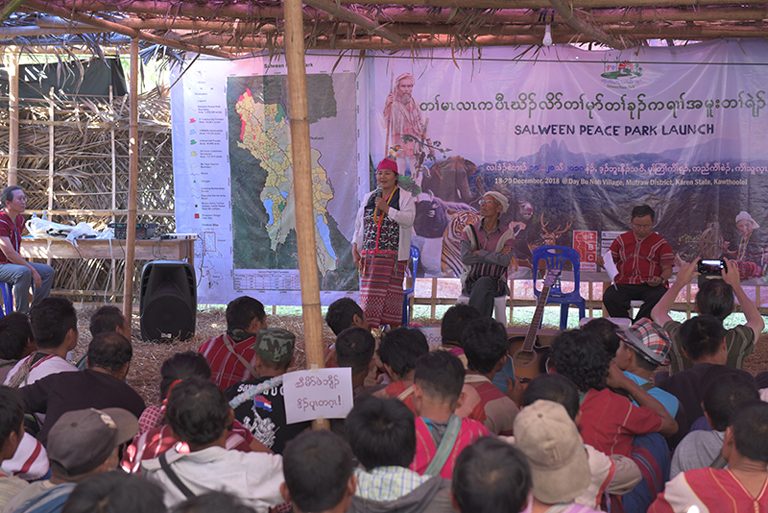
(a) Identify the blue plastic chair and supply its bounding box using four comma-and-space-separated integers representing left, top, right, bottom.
531, 245, 586, 330
0, 283, 13, 318
401, 245, 420, 326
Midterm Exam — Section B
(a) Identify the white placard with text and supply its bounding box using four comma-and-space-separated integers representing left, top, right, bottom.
283, 368, 354, 424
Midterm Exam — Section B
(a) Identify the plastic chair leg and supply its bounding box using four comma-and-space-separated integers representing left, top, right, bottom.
560, 304, 569, 331
578, 303, 586, 322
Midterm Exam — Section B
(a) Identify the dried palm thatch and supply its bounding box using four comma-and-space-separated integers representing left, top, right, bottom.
0, 86, 173, 303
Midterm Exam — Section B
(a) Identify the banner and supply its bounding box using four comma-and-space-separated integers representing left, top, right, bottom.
370, 40, 768, 283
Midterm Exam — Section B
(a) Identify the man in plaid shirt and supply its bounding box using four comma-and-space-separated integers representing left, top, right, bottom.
198, 296, 267, 390
603, 205, 674, 321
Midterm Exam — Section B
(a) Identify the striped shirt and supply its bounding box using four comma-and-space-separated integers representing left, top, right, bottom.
198, 334, 257, 390
649, 468, 768, 513
354, 466, 431, 502
610, 231, 674, 285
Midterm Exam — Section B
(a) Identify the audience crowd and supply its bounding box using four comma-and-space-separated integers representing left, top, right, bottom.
0, 268, 767, 513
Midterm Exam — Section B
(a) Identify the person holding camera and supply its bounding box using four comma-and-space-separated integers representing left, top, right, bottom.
651, 257, 764, 374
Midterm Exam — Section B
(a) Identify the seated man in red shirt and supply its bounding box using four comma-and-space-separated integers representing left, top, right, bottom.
603, 204, 674, 321
0, 186, 54, 314
198, 296, 266, 390
374, 327, 429, 413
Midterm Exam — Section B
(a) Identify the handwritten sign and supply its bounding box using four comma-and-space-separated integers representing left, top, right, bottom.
283, 367, 354, 424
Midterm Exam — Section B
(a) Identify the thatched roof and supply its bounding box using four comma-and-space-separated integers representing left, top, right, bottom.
2, 0, 767, 58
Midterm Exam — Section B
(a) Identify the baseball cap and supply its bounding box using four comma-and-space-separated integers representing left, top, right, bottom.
482, 191, 509, 214
618, 317, 671, 366
254, 328, 296, 366
47, 408, 138, 476
513, 400, 590, 504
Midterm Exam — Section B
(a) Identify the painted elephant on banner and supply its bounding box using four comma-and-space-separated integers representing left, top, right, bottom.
421, 156, 478, 204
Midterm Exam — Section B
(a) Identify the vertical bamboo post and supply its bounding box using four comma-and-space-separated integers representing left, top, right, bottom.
46, 87, 54, 267
6, 49, 19, 186
122, 38, 140, 320
109, 85, 118, 299
283, 0, 328, 429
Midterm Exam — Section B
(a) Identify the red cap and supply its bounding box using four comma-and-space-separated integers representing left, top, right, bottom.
376, 158, 399, 174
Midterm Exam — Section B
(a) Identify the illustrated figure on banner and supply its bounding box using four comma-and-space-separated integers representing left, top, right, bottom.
724, 211, 764, 280
383, 73, 434, 184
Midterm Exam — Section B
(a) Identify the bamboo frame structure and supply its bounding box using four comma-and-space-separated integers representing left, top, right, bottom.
121, 37, 138, 318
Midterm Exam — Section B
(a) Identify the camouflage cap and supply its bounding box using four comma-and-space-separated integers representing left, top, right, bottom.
254, 328, 296, 366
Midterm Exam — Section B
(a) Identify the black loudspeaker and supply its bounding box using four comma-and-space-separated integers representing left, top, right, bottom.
140, 260, 196, 342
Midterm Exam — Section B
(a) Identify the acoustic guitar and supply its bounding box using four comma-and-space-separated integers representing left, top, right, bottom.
509, 269, 560, 384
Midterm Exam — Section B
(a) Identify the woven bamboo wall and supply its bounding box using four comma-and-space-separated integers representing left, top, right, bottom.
0, 88, 174, 303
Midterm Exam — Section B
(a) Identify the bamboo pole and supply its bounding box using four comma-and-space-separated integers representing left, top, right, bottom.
6, 49, 19, 186
303, 0, 403, 43
46, 87, 54, 267
110, 85, 118, 300
283, 0, 328, 429
121, 38, 139, 320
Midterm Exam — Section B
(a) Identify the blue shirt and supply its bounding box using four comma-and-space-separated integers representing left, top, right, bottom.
624, 370, 679, 417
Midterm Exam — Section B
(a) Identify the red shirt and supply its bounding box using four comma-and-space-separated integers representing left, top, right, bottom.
610, 231, 674, 285
198, 334, 257, 390
578, 388, 663, 457
380, 380, 417, 414
0, 212, 24, 265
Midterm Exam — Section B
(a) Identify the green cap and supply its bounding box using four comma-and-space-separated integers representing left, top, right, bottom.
254, 328, 296, 366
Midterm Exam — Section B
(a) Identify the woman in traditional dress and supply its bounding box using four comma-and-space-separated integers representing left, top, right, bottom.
352, 158, 415, 329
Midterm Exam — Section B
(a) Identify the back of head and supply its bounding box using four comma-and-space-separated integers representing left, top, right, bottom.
325, 298, 364, 336
165, 377, 229, 448
441, 304, 481, 344
335, 327, 375, 374
254, 328, 296, 371
171, 492, 255, 513
89, 306, 126, 338
461, 317, 508, 374
159, 351, 211, 400
87, 332, 132, 372
225, 296, 266, 332
696, 279, 735, 321
452, 437, 531, 513
30, 297, 77, 349
345, 396, 415, 470
62, 471, 166, 513
0, 386, 24, 443
550, 330, 611, 392
414, 351, 465, 405
283, 430, 354, 513
679, 314, 725, 361
731, 401, 768, 464
631, 204, 655, 221
379, 327, 429, 378
522, 374, 580, 421
703, 372, 759, 431
0, 312, 32, 360
581, 317, 621, 356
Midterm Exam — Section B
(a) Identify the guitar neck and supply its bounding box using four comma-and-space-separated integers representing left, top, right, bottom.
520, 284, 551, 352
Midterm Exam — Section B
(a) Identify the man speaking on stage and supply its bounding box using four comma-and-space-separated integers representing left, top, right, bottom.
603, 204, 673, 322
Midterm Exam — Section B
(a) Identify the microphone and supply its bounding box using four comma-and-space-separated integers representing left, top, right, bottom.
374, 187, 383, 198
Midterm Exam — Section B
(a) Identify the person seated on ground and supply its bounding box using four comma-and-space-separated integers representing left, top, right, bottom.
550, 329, 677, 457
670, 372, 759, 478
0, 387, 30, 508
656, 314, 756, 445
460, 317, 518, 435
460, 191, 515, 318
437, 304, 480, 368
122, 351, 264, 473
374, 327, 430, 412
198, 296, 267, 390
171, 492, 256, 513
515, 400, 606, 513
345, 396, 453, 513
142, 377, 283, 510
324, 298, 368, 367
451, 437, 531, 513
649, 401, 768, 513
0, 185, 55, 315
602, 204, 674, 321
281, 430, 355, 513
581, 317, 622, 357
4, 298, 77, 388
334, 327, 378, 398
518, 374, 642, 510
0, 313, 34, 383
410, 351, 489, 479
74, 305, 132, 370
4, 407, 138, 513
614, 318, 680, 418
61, 471, 166, 513
226, 328, 311, 454
21, 332, 145, 445
652, 258, 764, 374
